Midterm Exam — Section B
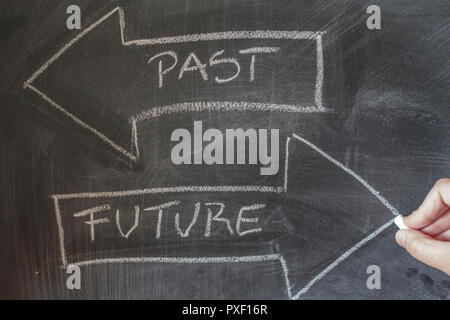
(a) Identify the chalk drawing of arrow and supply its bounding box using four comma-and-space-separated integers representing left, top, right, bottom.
23, 7, 325, 162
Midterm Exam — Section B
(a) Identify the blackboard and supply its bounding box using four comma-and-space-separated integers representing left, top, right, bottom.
0, 0, 449, 299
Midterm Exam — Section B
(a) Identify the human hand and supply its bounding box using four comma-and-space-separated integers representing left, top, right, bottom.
395, 178, 450, 276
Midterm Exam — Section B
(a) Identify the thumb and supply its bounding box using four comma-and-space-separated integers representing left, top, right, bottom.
396, 229, 450, 276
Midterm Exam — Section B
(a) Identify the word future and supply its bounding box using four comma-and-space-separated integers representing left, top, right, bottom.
74, 201, 265, 242
148, 47, 279, 87
171, 121, 280, 175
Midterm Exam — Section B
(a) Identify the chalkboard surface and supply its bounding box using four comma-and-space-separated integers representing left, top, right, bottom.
0, 0, 449, 299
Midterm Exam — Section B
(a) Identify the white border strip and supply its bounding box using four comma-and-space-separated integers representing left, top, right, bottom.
53, 185, 283, 200
283, 137, 291, 192
52, 196, 68, 267
125, 30, 324, 45
314, 34, 324, 111
75, 254, 280, 266
131, 102, 324, 123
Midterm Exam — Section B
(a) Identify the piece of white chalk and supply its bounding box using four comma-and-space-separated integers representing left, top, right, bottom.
394, 215, 410, 230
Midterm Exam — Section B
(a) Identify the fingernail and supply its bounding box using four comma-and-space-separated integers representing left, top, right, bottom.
395, 231, 406, 246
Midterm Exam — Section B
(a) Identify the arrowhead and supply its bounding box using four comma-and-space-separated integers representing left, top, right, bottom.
24, 7, 138, 163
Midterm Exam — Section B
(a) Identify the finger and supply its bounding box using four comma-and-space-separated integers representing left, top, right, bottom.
396, 229, 450, 276
435, 229, 450, 241
404, 178, 450, 229
420, 210, 450, 237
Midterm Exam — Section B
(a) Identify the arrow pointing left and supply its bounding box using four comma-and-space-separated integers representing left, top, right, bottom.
24, 6, 325, 163
23, 8, 139, 162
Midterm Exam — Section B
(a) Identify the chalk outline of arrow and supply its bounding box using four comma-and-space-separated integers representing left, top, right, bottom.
23, 6, 400, 299
23, 6, 326, 162
51, 133, 399, 299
